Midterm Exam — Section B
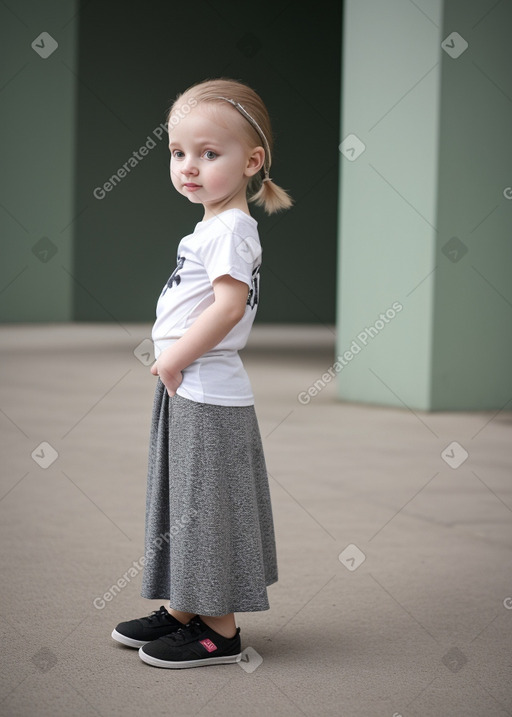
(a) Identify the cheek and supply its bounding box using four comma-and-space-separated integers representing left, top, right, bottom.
207, 172, 228, 191
169, 159, 180, 188
206, 161, 240, 190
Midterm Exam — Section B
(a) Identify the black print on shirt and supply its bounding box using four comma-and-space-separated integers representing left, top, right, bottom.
247, 265, 260, 309
162, 256, 185, 295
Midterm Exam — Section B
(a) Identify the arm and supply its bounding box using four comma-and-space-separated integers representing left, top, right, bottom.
151, 274, 249, 396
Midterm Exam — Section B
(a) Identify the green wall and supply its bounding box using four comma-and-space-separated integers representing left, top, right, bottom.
431, 0, 512, 409
0, 1, 78, 321
71, 2, 341, 324
1, 2, 341, 324
336, 0, 512, 410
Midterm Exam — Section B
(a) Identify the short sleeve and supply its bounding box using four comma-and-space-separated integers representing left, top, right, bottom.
195, 231, 261, 289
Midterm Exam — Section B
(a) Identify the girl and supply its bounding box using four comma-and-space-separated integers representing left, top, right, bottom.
111, 78, 293, 668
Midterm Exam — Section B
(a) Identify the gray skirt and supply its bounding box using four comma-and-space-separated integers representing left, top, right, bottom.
141, 378, 278, 615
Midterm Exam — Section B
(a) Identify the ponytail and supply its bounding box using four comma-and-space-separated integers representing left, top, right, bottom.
248, 176, 293, 214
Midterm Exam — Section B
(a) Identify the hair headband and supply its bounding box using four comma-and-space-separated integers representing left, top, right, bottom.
214, 96, 272, 183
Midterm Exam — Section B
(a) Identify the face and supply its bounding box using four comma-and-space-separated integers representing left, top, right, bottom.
168, 102, 263, 218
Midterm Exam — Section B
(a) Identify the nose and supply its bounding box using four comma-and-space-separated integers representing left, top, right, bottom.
181, 156, 199, 177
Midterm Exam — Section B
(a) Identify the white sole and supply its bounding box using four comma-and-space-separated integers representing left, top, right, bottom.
111, 629, 148, 649
138, 648, 242, 669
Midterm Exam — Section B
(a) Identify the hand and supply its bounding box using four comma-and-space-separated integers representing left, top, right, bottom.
150, 356, 183, 397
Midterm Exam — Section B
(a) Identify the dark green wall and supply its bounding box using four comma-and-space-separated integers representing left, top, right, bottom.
73, 1, 341, 324
0, 0, 78, 322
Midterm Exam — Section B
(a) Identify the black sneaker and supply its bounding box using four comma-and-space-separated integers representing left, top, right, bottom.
111, 606, 193, 648
138, 616, 242, 668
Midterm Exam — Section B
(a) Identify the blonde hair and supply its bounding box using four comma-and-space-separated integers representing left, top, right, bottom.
166, 78, 293, 215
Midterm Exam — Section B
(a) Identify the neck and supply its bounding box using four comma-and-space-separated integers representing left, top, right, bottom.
201, 195, 251, 222
202, 202, 252, 222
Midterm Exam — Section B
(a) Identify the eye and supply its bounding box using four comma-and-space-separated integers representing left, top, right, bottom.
203, 150, 217, 160
172, 150, 184, 159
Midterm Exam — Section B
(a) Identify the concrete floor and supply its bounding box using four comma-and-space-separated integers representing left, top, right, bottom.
0, 323, 511, 717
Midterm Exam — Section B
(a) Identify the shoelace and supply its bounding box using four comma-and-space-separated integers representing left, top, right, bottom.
160, 619, 204, 645
145, 606, 174, 624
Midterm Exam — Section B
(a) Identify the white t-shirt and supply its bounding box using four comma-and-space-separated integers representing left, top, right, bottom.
151, 208, 262, 406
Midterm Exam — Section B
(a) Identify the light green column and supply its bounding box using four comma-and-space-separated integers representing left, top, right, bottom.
0, 1, 78, 321
336, 0, 512, 411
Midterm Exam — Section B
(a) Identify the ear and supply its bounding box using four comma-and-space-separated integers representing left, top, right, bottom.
244, 146, 265, 178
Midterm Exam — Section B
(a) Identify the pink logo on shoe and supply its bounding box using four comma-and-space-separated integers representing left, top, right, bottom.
199, 638, 217, 653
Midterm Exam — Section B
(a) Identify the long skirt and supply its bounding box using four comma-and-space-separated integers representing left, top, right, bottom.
141, 378, 278, 615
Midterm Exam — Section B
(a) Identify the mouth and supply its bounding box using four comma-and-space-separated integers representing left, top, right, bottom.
183, 183, 201, 190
